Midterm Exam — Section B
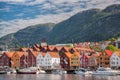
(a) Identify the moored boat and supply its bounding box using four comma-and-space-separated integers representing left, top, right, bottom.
0, 71, 6, 74
92, 67, 120, 75
17, 67, 39, 74
75, 68, 92, 75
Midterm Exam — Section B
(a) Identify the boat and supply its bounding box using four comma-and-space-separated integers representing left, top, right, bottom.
92, 67, 120, 75
38, 69, 46, 74
52, 70, 62, 74
0, 70, 6, 74
74, 68, 92, 75
52, 69, 67, 74
6, 68, 17, 74
17, 67, 39, 74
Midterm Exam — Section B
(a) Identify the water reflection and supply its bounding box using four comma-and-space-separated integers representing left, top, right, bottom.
0, 74, 120, 80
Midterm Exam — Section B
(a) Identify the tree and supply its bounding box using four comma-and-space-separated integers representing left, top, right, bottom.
106, 45, 118, 52
109, 38, 116, 42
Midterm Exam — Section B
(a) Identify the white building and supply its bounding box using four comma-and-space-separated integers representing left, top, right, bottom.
36, 52, 60, 69
36, 52, 46, 68
110, 52, 120, 69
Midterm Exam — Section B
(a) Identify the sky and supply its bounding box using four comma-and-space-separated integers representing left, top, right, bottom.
0, 0, 120, 37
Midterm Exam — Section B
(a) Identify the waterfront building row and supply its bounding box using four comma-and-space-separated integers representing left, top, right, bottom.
0, 44, 120, 70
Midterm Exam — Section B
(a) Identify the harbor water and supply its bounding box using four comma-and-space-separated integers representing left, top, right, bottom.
0, 74, 120, 80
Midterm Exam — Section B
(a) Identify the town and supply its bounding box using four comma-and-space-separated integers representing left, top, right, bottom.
0, 38, 120, 74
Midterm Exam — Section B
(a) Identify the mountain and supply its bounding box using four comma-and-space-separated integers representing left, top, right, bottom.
0, 4, 120, 48
48, 4, 120, 44
0, 23, 55, 48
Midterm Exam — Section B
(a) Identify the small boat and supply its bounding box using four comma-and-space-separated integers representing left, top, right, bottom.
92, 67, 120, 75
17, 67, 39, 74
75, 68, 92, 75
39, 70, 46, 74
17, 69, 38, 74
52, 70, 67, 74
52, 70, 63, 74
0, 70, 6, 74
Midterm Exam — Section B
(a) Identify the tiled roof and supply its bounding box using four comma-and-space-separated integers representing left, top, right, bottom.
17, 51, 26, 57
20, 48, 28, 52
55, 46, 62, 51
105, 50, 113, 56
62, 47, 71, 52
40, 52, 46, 57
29, 49, 39, 57
64, 52, 72, 58
92, 52, 101, 58
75, 48, 94, 52
47, 46, 55, 51
32, 45, 40, 51
5, 52, 14, 58
48, 52, 60, 58
74, 52, 80, 57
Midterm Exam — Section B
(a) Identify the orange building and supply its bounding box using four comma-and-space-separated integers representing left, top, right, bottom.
98, 50, 112, 67
11, 51, 25, 69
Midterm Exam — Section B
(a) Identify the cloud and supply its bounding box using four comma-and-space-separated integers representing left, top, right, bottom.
0, 0, 120, 38
0, 0, 25, 2
0, 12, 75, 37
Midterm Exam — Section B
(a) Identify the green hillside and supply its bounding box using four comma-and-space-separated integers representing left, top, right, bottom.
0, 4, 120, 48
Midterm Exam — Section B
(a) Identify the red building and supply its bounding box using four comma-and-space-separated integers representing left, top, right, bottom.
80, 53, 90, 68
27, 49, 39, 67
0, 52, 13, 67
60, 52, 71, 69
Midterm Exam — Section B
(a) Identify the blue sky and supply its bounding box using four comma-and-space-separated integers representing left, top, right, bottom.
0, 0, 120, 37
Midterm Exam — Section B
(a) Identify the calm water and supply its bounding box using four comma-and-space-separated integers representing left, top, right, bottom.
0, 74, 120, 80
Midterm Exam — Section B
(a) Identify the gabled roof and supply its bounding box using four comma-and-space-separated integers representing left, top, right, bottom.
32, 45, 40, 51
75, 47, 94, 52
55, 46, 62, 51
62, 47, 71, 52
5, 52, 14, 58
92, 53, 101, 58
74, 52, 80, 57
29, 49, 39, 57
47, 46, 55, 51
48, 52, 60, 58
64, 52, 72, 58
40, 52, 46, 57
34, 44, 40, 48
105, 50, 113, 56
17, 51, 26, 57
20, 48, 28, 52
81, 53, 90, 59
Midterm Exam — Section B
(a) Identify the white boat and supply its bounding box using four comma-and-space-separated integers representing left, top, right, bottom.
38, 70, 46, 74
0, 70, 6, 74
75, 68, 92, 75
52, 70, 62, 74
92, 67, 120, 75
52, 70, 67, 74
17, 67, 39, 74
